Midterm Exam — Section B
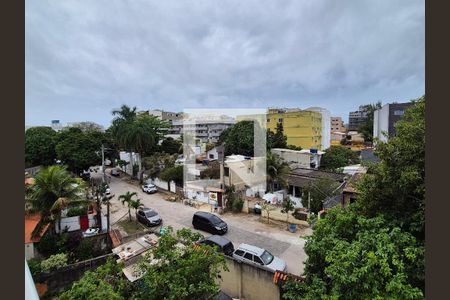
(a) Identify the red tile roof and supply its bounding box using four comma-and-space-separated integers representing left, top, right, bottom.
25, 214, 49, 244
25, 178, 35, 185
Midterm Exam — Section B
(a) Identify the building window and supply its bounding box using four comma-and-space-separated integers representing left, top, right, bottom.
209, 154, 214, 159
224, 167, 229, 177
393, 110, 404, 116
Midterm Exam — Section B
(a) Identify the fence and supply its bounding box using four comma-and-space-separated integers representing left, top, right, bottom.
218, 256, 282, 300
34, 253, 116, 295
25, 166, 42, 176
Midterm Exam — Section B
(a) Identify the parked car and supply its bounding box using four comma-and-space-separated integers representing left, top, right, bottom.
105, 185, 111, 195
232, 243, 287, 273
192, 211, 228, 235
136, 207, 162, 227
82, 227, 100, 237
196, 235, 234, 256
110, 168, 120, 177
142, 184, 158, 194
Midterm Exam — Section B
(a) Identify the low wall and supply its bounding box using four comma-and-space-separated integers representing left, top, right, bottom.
34, 253, 115, 295
218, 256, 280, 300
261, 208, 309, 226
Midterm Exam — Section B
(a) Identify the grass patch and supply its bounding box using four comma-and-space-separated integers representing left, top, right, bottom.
117, 219, 146, 235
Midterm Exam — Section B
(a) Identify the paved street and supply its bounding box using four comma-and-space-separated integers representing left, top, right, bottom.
103, 174, 308, 276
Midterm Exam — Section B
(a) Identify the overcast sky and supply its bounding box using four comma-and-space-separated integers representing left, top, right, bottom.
25, 0, 424, 127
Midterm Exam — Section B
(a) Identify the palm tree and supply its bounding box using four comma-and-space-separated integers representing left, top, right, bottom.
129, 199, 143, 218
26, 166, 87, 237
111, 105, 137, 175
266, 152, 290, 192
118, 191, 139, 221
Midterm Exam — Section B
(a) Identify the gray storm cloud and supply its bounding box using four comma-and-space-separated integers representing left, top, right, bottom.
26, 0, 424, 126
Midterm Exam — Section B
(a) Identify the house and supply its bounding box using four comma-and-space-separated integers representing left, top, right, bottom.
271, 148, 324, 169
287, 168, 346, 206
206, 144, 225, 162
342, 173, 366, 206
221, 155, 266, 196
25, 214, 50, 260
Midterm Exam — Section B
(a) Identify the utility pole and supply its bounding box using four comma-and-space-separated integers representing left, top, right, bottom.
308, 191, 311, 217
101, 144, 106, 183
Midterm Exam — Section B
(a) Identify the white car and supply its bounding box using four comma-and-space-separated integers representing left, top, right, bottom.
105, 186, 111, 195
232, 243, 287, 273
82, 228, 100, 237
142, 184, 158, 194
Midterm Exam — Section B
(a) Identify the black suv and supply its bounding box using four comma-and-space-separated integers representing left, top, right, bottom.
197, 235, 234, 256
192, 211, 228, 235
136, 207, 162, 227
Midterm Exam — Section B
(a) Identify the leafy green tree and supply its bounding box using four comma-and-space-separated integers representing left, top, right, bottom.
270, 122, 288, 148
40, 253, 68, 272
160, 137, 182, 154
281, 198, 295, 228
283, 97, 425, 299
59, 258, 135, 300
357, 101, 382, 143
71, 121, 104, 132
319, 145, 360, 171
160, 165, 184, 186
135, 227, 227, 300
266, 152, 290, 192
282, 206, 424, 300
26, 166, 85, 237
55, 127, 108, 174
200, 160, 220, 179
25, 126, 57, 167
287, 145, 303, 151
118, 191, 139, 221
142, 152, 177, 179
357, 96, 425, 239
302, 177, 340, 214
219, 120, 262, 156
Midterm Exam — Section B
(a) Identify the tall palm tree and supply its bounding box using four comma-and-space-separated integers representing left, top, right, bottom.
26, 166, 87, 237
266, 152, 290, 192
118, 191, 139, 221
111, 105, 137, 175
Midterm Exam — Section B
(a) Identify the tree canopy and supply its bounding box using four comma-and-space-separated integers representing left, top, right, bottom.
357, 96, 425, 239
160, 137, 182, 155
59, 258, 135, 300
135, 227, 227, 300
319, 146, 360, 172
302, 177, 341, 214
282, 97, 425, 299
25, 126, 58, 167
357, 102, 382, 143
55, 127, 109, 174
219, 120, 256, 156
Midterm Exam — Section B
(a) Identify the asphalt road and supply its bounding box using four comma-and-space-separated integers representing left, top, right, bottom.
104, 174, 308, 275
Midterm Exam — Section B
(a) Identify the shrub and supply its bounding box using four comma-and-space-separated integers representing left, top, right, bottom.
231, 198, 244, 213
66, 207, 87, 217
27, 258, 42, 276
37, 233, 68, 257
41, 253, 69, 272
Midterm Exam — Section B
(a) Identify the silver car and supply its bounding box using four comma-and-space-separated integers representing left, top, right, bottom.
232, 243, 287, 273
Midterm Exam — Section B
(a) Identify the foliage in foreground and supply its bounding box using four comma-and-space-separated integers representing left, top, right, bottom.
283, 97, 425, 299
59, 258, 134, 300
59, 228, 226, 300
135, 227, 227, 300
319, 145, 360, 172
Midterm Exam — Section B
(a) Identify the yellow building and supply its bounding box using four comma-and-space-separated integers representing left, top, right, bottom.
267, 109, 323, 150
